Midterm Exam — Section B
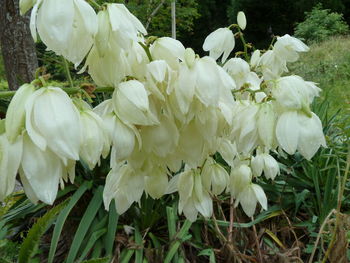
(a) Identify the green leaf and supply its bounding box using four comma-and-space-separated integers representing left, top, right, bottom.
66, 186, 103, 263
78, 228, 107, 262
48, 182, 90, 263
134, 224, 143, 263
18, 199, 69, 263
104, 200, 119, 256
80, 257, 111, 263
164, 220, 192, 263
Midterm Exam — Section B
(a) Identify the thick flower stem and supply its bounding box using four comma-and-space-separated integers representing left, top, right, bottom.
238, 30, 249, 61
87, 0, 101, 9
0, 87, 115, 99
62, 58, 74, 89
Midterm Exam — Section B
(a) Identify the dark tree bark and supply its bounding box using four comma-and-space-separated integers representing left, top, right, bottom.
0, 0, 38, 90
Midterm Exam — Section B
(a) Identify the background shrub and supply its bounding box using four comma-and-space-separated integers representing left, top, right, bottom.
294, 4, 349, 43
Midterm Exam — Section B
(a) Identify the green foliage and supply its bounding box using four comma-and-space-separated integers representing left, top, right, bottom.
289, 35, 350, 116
295, 4, 349, 43
18, 199, 69, 263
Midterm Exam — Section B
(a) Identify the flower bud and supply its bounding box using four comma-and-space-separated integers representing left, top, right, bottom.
237, 11, 247, 30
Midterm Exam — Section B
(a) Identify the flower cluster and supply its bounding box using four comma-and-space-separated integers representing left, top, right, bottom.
0, 0, 326, 221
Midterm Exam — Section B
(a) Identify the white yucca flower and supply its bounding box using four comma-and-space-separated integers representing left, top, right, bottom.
178, 169, 213, 222
201, 157, 229, 195
28, 0, 97, 67
237, 11, 247, 30
276, 111, 326, 159
251, 151, 280, 180
5, 84, 35, 143
203, 28, 235, 63
77, 101, 109, 170
235, 183, 267, 217
103, 163, 144, 214
0, 132, 22, 201
20, 134, 64, 205
113, 80, 159, 126
273, 34, 309, 63
150, 37, 185, 69
25, 87, 81, 163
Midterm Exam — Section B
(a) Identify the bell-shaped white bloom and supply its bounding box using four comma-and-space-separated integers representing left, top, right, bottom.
178, 169, 213, 222
250, 50, 260, 68
19, 0, 35, 15
150, 37, 185, 69
113, 80, 159, 126
5, 84, 35, 143
276, 111, 326, 159
257, 103, 277, 149
217, 138, 238, 167
0, 133, 22, 201
142, 115, 179, 157
223, 58, 250, 88
20, 134, 64, 205
251, 152, 280, 180
81, 45, 131, 87
144, 166, 168, 199
231, 102, 259, 154
257, 50, 287, 80
203, 28, 235, 63
32, 0, 97, 66
79, 109, 109, 170
229, 164, 252, 198
273, 34, 309, 63
237, 11, 247, 30
146, 60, 173, 100
235, 183, 267, 217
106, 4, 147, 49
25, 87, 81, 162
272, 75, 314, 112
103, 163, 144, 214
202, 157, 229, 195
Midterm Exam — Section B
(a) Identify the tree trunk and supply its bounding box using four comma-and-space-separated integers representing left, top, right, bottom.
0, 0, 38, 91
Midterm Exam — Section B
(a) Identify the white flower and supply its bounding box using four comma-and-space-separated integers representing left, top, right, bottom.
257, 50, 287, 80
178, 169, 213, 222
273, 34, 309, 62
150, 37, 185, 69
256, 103, 277, 149
31, 0, 98, 66
106, 4, 147, 49
20, 134, 64, 205
229, 164, 252, 198
112, 80, 159, 126
5, 84, 35, 143
250, 49, 260, 68
25, 87, 81, 163
251, 152, 280, 180
201, 157, 229, 195
142, 115, 179, 157
0, 133, 22, 201
237, 11, 247, 30
276, 111, 326, 159
81, 45, 131, 87
79, 107, 109, 170
203, 28, 235, 63
144, 166, 168, 199
235, 183, 267, 217
19, 0, 36, 15
103, 163, 144, 214
223, 58, 250, 88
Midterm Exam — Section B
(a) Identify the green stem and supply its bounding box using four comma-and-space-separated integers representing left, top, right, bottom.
0, 87, 115, 99
62, 58, 74, 88
138, 42, 153, 62
87, 0, 101, 9
238, 30, 249, 61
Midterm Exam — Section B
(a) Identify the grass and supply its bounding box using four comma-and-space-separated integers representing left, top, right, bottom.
289, 35, 350, 116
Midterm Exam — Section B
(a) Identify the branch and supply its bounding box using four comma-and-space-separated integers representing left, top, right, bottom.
145, 0, 166, 30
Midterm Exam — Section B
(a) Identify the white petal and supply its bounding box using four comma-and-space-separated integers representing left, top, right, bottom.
276, 111, 299, 155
